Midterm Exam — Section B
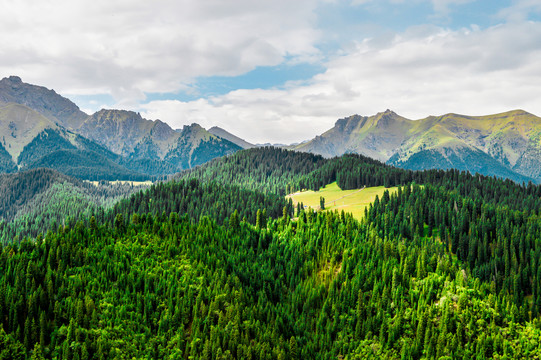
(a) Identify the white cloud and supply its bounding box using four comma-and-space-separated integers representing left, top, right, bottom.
141, 21, 541, 144
497, 0, 541, 22
2, 1, 540, 145
0, 0, 321, 105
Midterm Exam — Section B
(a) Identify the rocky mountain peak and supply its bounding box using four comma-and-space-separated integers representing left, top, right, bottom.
0, 75, 87, 129
4, 76, 23, 85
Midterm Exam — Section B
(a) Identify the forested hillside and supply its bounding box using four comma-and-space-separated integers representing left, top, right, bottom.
1, 179, 541, 358
181, 148, 541, 213
108, 178, 290, 227
178, 147, 327, 195
0, 169, 147, 244
1, 147, 541, 358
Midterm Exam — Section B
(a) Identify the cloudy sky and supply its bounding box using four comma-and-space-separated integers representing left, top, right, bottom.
1, 0, 540, 143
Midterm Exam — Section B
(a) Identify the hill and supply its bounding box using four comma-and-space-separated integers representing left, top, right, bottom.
1, 152, 541, 357
0, 168, 147, 242
295, 109, 541, 183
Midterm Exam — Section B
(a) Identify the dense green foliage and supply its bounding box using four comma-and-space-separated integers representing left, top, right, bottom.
368, 183, 541, 315
181, 148, 541, 213
108, 178, 290, 227
0, 141, 17, 173
321, 154, 541, 213
1, 147, 541, 358
26, 149, 150, 181
1, 183, 541, 358
0, 169, 147, 244
0, 169, 79, 221
178, 147, 327, 195
17, 129, 76, 168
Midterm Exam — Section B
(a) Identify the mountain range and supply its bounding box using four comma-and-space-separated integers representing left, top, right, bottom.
295, 109, 541, 183
0, 76, 243, 179
1, 75, 540, 183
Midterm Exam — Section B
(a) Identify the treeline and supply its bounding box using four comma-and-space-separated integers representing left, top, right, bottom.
108, 178, 290, 227
179, 148, 541, 215
25, 149, 151, 181
300, 153, 541, 213
178, 147, 327, 195
1, 147, 541, 358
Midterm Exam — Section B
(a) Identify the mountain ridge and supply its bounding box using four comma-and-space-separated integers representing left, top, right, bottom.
208, 126, 255, 149
0, 76, 246, 179
0, 76, 88, 129
295, 109, 541, 183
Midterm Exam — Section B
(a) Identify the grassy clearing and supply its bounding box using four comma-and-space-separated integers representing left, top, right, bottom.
286, 182, 397, 220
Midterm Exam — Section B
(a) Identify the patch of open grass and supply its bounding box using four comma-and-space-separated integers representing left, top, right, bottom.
286, 182, 397, 220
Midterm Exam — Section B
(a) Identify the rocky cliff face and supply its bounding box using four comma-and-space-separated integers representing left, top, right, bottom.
0, 77, 245, 179
0, 76, 88, 129
78, 109, 180, 158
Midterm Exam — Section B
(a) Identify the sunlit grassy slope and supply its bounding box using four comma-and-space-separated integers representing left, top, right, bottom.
286, 182, 397, 220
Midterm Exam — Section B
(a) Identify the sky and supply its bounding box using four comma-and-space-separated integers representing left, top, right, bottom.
1, 0, 541, 144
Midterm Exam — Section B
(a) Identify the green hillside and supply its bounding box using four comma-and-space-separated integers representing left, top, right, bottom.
1, 147, 541, 358
1, 162, 541, 358
0, 168, 148, 242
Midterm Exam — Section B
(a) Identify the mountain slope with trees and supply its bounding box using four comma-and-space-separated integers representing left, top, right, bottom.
0, 168, 147, 243
1, 162, 541, 358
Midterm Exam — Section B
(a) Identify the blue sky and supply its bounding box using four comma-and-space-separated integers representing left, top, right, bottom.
1, 0, 541, 143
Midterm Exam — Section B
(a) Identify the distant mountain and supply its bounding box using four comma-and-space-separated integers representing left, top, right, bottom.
0, 103, 59, 162
0, 102, 148, 180
0, 76, 88, 129
208, 126, 255, 149
296, 110, 541, 183
79, 110, 241, 174
296, 110, 413, 161
165, 123, 242, 170
79, 109, 179, 158
0, 77, 244, 178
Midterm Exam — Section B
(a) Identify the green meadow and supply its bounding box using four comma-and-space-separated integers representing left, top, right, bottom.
286, 181, 397, 220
